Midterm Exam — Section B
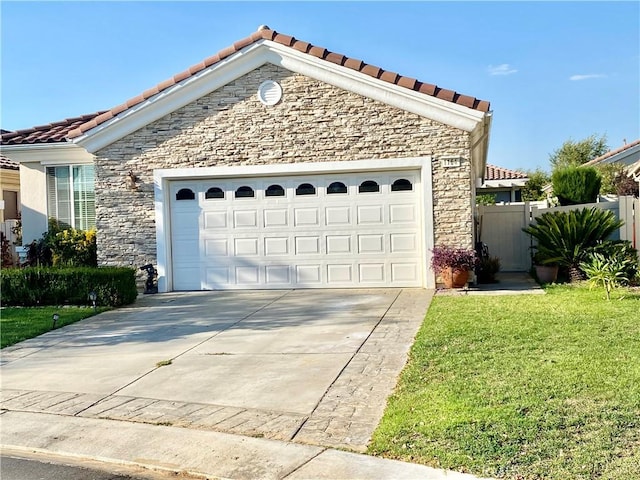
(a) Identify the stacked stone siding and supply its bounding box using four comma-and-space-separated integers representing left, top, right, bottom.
95, 63, 472, 271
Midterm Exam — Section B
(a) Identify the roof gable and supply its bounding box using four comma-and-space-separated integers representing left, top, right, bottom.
583, 139, 640, 167
68, 26, 490, 153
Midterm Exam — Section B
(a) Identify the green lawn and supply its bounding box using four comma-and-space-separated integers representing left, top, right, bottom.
1, 307, 108, 348
369, 285, 640, 480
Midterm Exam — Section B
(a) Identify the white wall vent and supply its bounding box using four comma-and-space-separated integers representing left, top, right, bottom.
257, 80, 283, 106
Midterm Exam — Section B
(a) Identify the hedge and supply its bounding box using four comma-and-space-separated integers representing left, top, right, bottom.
1, 267, 138, 307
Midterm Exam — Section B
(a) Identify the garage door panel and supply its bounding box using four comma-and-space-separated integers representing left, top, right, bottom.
295, 236, 321, 254
327, 264, 353, 283
234, 238, 259, 256
264, 237, 289, 255
296, 265, 322, 284
390, 204, 416, 223
264, 209, 288, 227
358, 264, 385, 282
265, 265, 291, 284
390, 233, 417, 252
326, 235, 352, 254
204, 211, 227, 229
294, 208, 319, 226
234, 210, 258, 228
391, 263, 419, 282
325, 207, 351, 225
204, 238, 228, 257
358, 234, 384, 253
357, 205, 383, 224
170, 170, 424, 290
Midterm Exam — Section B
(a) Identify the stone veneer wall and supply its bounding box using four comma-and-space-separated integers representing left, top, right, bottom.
95, 63, 473, 273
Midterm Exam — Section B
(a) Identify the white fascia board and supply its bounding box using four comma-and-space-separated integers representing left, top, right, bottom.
0, 143, 94, 165
266, 41, 486, 132
73, 43, 271, 153
479, 179, 528, 188
154, 156, 428, 182
74, 39, 488, 153
602, 144, 640, 166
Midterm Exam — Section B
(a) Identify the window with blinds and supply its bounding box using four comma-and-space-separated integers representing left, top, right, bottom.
46, 165, 96, 230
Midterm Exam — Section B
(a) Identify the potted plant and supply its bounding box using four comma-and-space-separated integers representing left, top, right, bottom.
532, 251, 559, 284
431, 245, 477, 288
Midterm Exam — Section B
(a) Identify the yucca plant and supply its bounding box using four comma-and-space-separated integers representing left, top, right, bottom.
580, 252, 630, 300
523, 207, 624, 282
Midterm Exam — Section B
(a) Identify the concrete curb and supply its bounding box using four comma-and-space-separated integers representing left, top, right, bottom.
1, 411, 490, 480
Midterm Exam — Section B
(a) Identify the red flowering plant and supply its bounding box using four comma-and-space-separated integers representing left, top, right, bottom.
430, 245, 478, 273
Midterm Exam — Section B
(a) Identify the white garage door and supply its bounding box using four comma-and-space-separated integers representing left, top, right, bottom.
169, 171, 424, 290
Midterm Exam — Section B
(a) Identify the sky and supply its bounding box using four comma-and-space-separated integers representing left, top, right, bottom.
1, 1, 638, 172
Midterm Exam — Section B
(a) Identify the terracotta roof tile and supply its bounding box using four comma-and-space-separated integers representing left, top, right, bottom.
485, 164, 528, 181
0, 154, 19, 170
380, 70, 399, 84
361, 64, 382, 78
4, 26, 491, 145
308, 45, 328, 59
0, 111, 107, 145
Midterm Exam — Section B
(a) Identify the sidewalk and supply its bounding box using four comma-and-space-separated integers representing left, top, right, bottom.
1, 411, 487, 480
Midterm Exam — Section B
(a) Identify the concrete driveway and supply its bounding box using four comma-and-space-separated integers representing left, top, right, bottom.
1, 288, 432, 451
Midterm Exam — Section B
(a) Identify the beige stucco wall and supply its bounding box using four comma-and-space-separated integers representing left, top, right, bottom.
95, 63, 473, 270
17, 162, 48, 243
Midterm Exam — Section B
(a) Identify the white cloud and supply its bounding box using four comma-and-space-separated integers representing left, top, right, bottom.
488, 64, 518, 76
569, 74, 607, 81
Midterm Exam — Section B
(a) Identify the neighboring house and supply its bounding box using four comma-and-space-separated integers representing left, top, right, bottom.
477, 164, 528, 203
583, 139, 640, 168
0, 26, 492, 291
0, 154, 20, 223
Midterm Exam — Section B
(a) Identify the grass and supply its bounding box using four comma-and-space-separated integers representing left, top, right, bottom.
369, 285, 640, 479
1, 306, 108, 348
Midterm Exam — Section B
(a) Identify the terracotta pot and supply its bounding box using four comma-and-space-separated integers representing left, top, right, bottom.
535, 264, 558, 284
441, 268, 470, 288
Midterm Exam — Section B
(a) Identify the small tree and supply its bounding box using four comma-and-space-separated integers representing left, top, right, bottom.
522, 169, 551, 201
552, 166, 601, 206
549, 134, 608, 171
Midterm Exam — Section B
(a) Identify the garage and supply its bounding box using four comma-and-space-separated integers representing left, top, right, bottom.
168, 169, 424, 290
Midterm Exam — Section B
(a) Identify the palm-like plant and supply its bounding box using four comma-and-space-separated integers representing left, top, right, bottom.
523, 207, 624, 282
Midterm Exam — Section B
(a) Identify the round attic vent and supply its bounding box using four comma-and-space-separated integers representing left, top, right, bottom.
257, 80, 282, 106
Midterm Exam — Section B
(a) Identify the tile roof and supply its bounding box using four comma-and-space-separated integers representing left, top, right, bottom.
68, 26, 490, 139
583, 139, 640, 166
0, 154, 19, 170
0, 112, 106, 145
485, 164, 528, 181
1, 26, 491, 145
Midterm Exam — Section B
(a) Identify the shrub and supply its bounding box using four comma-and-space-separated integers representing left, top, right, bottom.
0, 267, 137, 307
476, 194, 496, 206
26, 219, 97, 267
431, 245, 477, 272
523, 207, 623, 282
552, 166, 601, 206
476, 256, 501, 283
592, 241, 639, 283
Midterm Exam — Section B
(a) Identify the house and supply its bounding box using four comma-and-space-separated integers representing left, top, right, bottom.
0, 26, 492, 291
477, 164, 528, 203
583, 139, 640, 168
0, 154, 20, 223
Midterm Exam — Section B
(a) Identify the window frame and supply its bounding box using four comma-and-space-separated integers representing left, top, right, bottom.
46, 164, 96, 230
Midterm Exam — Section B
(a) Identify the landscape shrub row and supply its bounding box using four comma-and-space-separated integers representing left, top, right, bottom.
1, 267, 137, 307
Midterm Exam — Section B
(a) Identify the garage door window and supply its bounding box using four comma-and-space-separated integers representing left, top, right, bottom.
391, 179, 413, 191
359, 180, 380, 193
296, 183, 316, 196
235, 186, 255, 198
176, 188, 195, 200
266, 184, 285, 197
327, 181, 347, 194
205, 187, 224, 199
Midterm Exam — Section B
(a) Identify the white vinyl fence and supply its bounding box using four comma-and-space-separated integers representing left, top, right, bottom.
477, 196, 639, 271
